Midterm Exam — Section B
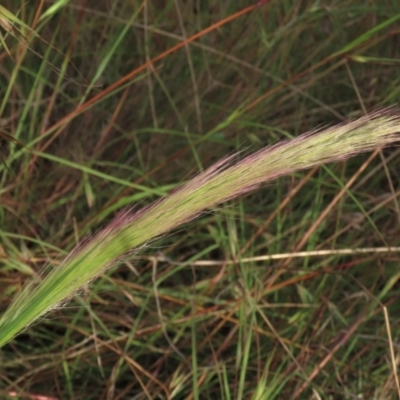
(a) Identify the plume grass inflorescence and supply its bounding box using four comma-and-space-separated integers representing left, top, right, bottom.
0, 110, 399, 347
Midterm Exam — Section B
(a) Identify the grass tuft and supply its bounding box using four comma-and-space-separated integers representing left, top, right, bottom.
0, 110, 399, 347
2, 1, 400, 398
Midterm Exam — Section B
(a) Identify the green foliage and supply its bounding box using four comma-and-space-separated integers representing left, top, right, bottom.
1, 111, 399, 348
1, 1, 400, 398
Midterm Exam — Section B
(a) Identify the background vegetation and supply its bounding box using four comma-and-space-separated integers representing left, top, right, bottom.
1, 1, 400, 399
